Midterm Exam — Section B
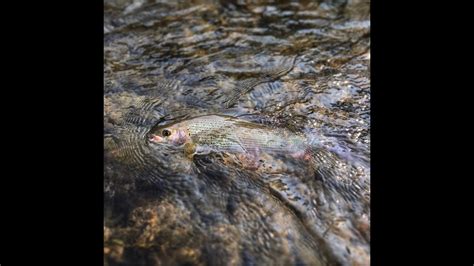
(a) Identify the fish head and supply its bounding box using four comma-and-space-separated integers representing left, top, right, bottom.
147, 122, 190, 146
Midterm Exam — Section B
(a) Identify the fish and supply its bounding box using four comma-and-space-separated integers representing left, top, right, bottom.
147, 114, 312, 164
148, 114, 368, 205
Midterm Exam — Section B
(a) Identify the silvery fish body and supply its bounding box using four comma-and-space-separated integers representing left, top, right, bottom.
148, 115, 309, 157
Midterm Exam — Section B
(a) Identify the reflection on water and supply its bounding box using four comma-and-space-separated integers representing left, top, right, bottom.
104, 0, 370, 265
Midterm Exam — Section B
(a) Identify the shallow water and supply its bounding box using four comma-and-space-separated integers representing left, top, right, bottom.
104, 0, 370, 265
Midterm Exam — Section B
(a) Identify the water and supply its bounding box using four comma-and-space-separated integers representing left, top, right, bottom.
104, 0, 370, 265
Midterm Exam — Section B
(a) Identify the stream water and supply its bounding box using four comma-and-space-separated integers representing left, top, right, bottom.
104, 0, 370, 265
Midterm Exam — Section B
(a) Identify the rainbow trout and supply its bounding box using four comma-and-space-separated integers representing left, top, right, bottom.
147, 114, 365, 202
147, 115, 313, 166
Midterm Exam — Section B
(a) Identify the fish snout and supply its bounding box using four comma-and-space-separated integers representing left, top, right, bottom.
148, 133, 164, 143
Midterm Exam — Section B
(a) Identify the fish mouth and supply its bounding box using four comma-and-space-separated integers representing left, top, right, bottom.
148, 134, 164, 143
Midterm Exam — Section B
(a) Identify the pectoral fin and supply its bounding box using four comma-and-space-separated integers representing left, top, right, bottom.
184, 142, 197, 159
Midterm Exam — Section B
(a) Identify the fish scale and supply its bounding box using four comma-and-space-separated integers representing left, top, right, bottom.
153, 115, 309, 155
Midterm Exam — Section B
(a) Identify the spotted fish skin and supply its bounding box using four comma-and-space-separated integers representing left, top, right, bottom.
148, 115, 309, 157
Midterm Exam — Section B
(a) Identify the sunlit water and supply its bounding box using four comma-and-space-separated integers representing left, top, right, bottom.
104, 0, 370, 265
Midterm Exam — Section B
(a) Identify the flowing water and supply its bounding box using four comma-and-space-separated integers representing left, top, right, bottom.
104, 0, 370, 265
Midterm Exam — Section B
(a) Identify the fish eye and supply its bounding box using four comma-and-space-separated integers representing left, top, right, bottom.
162, 129, 171, 137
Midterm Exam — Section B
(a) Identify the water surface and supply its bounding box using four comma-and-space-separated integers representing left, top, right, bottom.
104, 0, 370, 265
